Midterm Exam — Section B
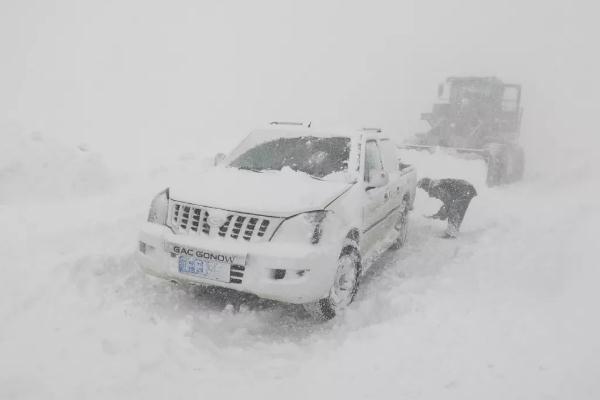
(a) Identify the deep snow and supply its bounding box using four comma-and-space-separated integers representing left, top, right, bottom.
1, 131, 598, 399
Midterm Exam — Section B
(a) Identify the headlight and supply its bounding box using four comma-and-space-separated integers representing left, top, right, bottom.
147, 188, 169, 225
274, 210, 329, 244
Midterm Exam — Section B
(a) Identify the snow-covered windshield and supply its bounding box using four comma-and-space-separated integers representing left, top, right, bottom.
228, 136, 351, 179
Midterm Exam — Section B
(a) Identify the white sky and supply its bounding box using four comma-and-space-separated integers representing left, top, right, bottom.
1, 0, 598, 169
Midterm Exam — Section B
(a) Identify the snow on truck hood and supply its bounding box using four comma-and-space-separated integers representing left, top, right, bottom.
168, 167, 352, 217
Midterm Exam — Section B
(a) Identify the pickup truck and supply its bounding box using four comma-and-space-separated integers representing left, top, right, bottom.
136, 125, 417, 319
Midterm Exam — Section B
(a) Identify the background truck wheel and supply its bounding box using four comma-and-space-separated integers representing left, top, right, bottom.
390, 199, 409, 250
303, 246, 361, 320
485, 143, 525, 186
485, 143, 506, 186
505, 144, 525, 182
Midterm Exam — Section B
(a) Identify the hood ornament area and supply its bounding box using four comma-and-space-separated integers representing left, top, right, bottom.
207, 210, 229, 229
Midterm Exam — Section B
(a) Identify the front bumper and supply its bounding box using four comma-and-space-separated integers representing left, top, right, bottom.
136, 222, 339, 304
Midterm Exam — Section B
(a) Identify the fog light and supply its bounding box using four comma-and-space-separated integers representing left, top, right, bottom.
139, 241, 155, 254
272, 269, 286, 280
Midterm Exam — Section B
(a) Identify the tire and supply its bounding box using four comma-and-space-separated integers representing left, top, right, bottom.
485, 143, 525, 185
390, 199, 409, 250
506, 144, 525, 182
484, 143, 506, 186
303, 246, 361, 320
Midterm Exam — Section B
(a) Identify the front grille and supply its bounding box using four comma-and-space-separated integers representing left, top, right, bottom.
168, 201, 281, 242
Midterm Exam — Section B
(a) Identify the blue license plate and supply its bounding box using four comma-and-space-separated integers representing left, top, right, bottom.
178, 255, 230, 282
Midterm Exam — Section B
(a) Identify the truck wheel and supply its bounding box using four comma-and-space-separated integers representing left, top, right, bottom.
303, 246, 361, 320
485, 143, 507, 186
506, 144, 525, 182
390, 199, 409, 250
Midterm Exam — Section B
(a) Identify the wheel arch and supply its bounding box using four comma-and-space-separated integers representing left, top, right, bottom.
341, 228, 362, 273
345, 228, 360, 246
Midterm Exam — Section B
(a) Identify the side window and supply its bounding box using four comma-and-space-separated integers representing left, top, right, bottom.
364, 140, 383, 181
379, 139, 398, 172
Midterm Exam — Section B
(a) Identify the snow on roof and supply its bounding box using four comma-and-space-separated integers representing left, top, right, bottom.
252, 125, 365, 140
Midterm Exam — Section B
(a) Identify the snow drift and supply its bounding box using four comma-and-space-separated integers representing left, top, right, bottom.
1, 131, 598, 399
0, 128, 114, 204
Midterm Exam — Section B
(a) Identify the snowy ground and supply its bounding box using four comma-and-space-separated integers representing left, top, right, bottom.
1, 132, 599, 399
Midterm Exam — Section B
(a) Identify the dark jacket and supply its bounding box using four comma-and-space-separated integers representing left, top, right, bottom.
426, 179, 477, 205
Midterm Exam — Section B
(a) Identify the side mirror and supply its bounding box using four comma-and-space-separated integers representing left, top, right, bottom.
366, 169, 389, 190
213, 153, 226, 166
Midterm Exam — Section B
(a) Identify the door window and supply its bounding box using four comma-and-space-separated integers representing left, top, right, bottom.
379, 139, 399, 172
364, 140, 384, 181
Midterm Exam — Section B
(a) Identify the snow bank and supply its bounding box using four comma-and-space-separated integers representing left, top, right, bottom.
399, 147, 489, 190
1, 152, 598, 399
1, 122, 598, 399
0, 129, 114, 204
398, 148, 490, 216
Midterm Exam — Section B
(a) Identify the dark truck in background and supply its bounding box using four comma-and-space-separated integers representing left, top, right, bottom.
404, 76, 525, 186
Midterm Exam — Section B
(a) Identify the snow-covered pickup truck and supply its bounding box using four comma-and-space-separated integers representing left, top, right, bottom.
137, 125, 417, 319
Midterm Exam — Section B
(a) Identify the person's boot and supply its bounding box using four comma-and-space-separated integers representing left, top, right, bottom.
443, 223, 458, 239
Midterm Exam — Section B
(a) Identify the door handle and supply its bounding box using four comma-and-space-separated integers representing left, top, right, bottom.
384, 192, 389, 201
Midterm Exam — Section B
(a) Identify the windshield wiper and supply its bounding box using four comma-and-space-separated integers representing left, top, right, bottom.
236, 166, 263, 173
236, 165, 325, 180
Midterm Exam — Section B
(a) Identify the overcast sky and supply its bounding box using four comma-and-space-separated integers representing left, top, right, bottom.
1, 0, 598, 169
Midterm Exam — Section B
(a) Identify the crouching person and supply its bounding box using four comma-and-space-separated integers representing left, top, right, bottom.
417, 178, 477, 238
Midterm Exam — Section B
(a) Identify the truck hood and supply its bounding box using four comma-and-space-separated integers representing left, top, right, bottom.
169, 168, 352, 217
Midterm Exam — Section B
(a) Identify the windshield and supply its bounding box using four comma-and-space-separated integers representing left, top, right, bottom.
228, 135, 351, 179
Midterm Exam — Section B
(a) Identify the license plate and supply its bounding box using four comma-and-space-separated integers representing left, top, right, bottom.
178, 255, 231, 282
166, 243, 245, 283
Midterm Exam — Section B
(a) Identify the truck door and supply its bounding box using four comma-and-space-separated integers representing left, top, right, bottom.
379, 138, 409, 235
362, 140, 390, 252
